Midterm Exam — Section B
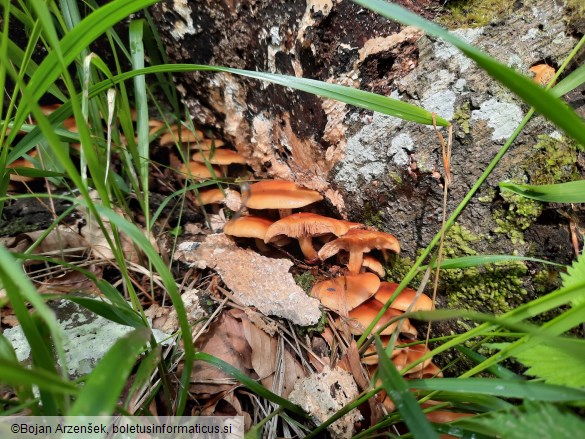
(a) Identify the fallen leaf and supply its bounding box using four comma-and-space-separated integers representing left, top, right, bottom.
191, 310, 254, 397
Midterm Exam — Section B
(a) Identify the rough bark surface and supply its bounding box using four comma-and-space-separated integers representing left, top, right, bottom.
152, 0, 584, 318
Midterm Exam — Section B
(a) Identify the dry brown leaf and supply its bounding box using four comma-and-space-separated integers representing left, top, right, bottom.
191, 310, 254, 397
236, 309, 305, 398
77, 190, 158, 262
37, 265, 103, 295
5, 227, 88, 262
240, 312, 278, 381
199, 392, 252, 432
345, 341, 370, 390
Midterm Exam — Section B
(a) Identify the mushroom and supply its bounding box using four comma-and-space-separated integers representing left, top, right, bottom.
374, 282, 434, 312
318, 229, 400, 274
310, 273, 380, 315
194, 188, 226, 206
264, 212, 354, 261
7, 149, 38, 182
243, 179, 323, 217
192, 149, 247, 175
362, 255, 385, 278
159, 124, 205, 146
405, 360, 443, 379
178, 161, 223, 180
223, 215, 274, 252
361, 335, 404, 366
343, 299, 417, 338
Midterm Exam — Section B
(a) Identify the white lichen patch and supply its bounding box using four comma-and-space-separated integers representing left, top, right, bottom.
434, 28, 484, 72
4, 301, 173, 376
289, 366, 362, 439
163, 0, 196, 40
334, 113, 402, 191
3, 326, 31, 362
421, 89, 457, 122
389, 132, 415, 166
471, 98, 523, 140
176, 234, 321, 326
521, 28, 539, 41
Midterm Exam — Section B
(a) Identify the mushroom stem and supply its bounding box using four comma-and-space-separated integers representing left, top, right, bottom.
254, 238, 271, 252
298, 236, 318, 261
278, 208, 293, 217
347, 251, 364, 274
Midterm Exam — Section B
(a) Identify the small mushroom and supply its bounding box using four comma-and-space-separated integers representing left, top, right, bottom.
343, 299, 417, 338
243, 180, 323, 217
318, 229, 400, 274
405, 360, 443, 379
529, 64, 555, 86
310, 273, 380, 315
178, 161, 223, 180
223, 215, 274, 252
192, 149, 247, 175
265, 212, 354, 261
362, 255, 385, 278
374, 282, 434, 312
159, 124, 205, 146
7, 149, 38, 182
361, 336, 404, 366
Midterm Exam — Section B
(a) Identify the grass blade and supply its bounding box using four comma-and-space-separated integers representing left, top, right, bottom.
408, 378, 585, 403
454, 345, 521, 380
60, 296, 146, 328
427, 254, 564, 270
70, 328, 150, 415
375, 336, 439, 438
0, 359, 78, 396
552, 63, 585, 98
351, 0, 585, 147
500, 180, 585, 203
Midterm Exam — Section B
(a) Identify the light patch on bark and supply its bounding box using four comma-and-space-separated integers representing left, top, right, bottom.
358, 26, 423, 62
433, 28, 484, 72
163, 0, 196, 40
298, 0, 334, 46
471, 98, 523, 140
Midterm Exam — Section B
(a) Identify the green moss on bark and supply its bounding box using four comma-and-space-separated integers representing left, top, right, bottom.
441, 223, 528, 314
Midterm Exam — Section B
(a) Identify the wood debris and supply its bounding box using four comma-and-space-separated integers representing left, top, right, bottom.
175, 233, 322, 326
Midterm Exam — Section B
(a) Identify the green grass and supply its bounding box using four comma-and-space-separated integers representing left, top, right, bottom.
1, 0, 584, 437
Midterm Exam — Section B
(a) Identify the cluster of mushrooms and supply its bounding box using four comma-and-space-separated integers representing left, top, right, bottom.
215, 180, 442, 386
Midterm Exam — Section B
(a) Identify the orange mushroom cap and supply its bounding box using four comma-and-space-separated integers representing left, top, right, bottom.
362, 255, 385, 278
7, 150, 38, 182
192, 149, 246, 165
178, 162, 223, 180
344, 299, 417, 337
362, 335, 404, 366
160, 125, 206, 146
375, 282, 434, 312
405, 360, 443, 379
265, 212, 354, 260
529, 64, 555, 86
310, 273, 380, 315
224, 216, 273, 240
194, 188, 226, 206
243, 180, 323, 211
318, 229, 400, 274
